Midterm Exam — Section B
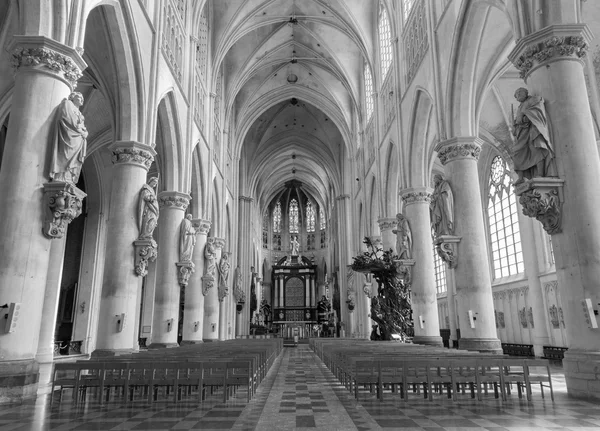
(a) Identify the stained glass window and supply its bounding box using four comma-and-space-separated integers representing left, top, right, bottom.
364, 62, 374, 121
378, 3, 393, 79
289, 199, 299, 234
433, 244, 447, 294
320, 207, 326, 230
488, 156, 524, 279
273, 201, 281, 233
306, 201, 316, 233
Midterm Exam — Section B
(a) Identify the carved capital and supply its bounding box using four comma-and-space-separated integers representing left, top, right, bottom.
176, 262, 195, 287
42, 182, 87, 239
158, 191, 190, 210
239, 196, 254, 203
514, 177, 564, 235
202, 274, 215, 296
400, 187, 433, 206
9, 36, 86, 89
377, 217, 397, 232
435, 138, 482, 165
133, 239, 158, 277
110, 141, 156, 170
192, 218, 211, 235
213, 237, 226, 249
508, 24, 592, 81
435, 235, 461, 269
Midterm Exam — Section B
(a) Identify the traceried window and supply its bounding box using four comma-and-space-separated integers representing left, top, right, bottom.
403, 0, 417, 21
378, 3, 393, 79
306, 201, 316, 233
289, 199, 299, 234
320, 207, 326, 230
196, 3, 209, 80
433, 245, 447, 294
273, 201, 282, 233
488, 156, 524, 278
364, 62, 374, 121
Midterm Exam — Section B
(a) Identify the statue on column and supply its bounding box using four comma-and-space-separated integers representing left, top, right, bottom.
204, 238, 217, 278
290, 235, 300, 256
233, 266, 245, 303
179, 214, 197, 263
430, 174, 454, 237
511, 87, 556, 184
217, 253, 231, 301
49, 92, 88, 184
137, 177, 159, 240
392, 213, 412, 259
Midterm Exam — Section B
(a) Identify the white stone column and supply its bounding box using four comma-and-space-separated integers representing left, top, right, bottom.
401, 188, 443, 346
377, 217, 398, 252
435, 138, 501, 353
95, 141, 156, 354
0, 37, 85, 378
237, 196, 254, 336
203, 238, 223, 341
446, 270, 458, 347
149, 192, 190, 348
181, 219, 210, 343
509, 24, 600, 399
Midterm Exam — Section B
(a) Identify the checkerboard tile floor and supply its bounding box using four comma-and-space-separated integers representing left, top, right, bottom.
1, 346, 599, 430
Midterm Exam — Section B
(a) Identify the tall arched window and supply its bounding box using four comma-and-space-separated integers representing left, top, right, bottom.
403, 0, 417, 21
289, 199, 299, 233
378, 3, 393, 79
306, 201, 316, 233
364, 62, 374, 120
273, 201, 282, 233
320, 207, 326, 230
488, 156, 524, 278
433, 245, 447, 294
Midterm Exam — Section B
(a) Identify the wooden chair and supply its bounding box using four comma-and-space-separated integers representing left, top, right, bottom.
450, 359, 479, 400
501, 358, 527, 399
476, 359, 504, 401
402, 361, 432, 401
524, 359, 554, 401
353, 360, 380, 400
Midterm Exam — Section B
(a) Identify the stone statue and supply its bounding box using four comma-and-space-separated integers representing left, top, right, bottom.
290, 235, 300, 256
179, 214, 197, 263
233, 266, 245, 302
217, 253, 231, 300
392, 213, 412, 259
49, 92, 88, 184
430, 174, 454, 237
204, 238, 217, 278
511, 87, 556, 183
137, 177, 159, 240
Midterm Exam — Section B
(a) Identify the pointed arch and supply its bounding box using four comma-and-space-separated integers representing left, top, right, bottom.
190, 144, 206, 218
383, 141, 399, 216
407, 88, 434, 188
155, 92, 183, 192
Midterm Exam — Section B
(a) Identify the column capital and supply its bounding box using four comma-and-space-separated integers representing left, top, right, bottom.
158, 191, 190, 210
8, 35, 87, 90
213, 237, 226, 249
336, 194, 350, 201
508, 24, 592, 81
377, 217, 397, 232
400, 187, 433, 206
192, 218, 211, 235
239, 196, 254, 203
435, 137, 482, 165
110, 141, 157, 170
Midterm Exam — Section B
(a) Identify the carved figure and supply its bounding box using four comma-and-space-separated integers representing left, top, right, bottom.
290, 235, 300, 256
137, 177, 159, 240
430, 174, 454, 237
204, 238, 217, 277
179, 214, 197, 263
218, 253, 231, 289
512, 87, 556, 183
49, 92, 88, 184
392, 213, 412, 259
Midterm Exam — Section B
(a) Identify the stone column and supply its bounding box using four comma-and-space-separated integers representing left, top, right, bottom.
218, 250, 231, 341
0, 37, 85, 401
509, 24, 600, 399
378, 217, 398, 252
94, 141, 156, 354
181, 219, 210, 343
446, 270, 458, 347
149, 192, 190, 348
401, 188, 443, 346
203, 238, 223, 341
435, 137, 501, 353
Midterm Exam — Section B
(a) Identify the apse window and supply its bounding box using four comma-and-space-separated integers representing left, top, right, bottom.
488, 156, 524, 278
306, 201, 316, 233
289, 199, 299, 234
273, 201, 282, 233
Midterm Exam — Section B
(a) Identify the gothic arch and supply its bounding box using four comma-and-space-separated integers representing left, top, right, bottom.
407, 88, 434, 188
155, 92, 183, 192
382, 141, 398, 216
190, 144, 207, 218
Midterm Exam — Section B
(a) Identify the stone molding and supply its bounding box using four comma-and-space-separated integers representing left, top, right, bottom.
202, 274, 215, 296
239, 196, 254, 203
377, 217, 397, 232
42, 182, 87, 239
158, 191, 190, 210
176, 262, 195, 287
192, 219, 211, 235
110, 141, 156, 170
434, 235, 461, 269
514, 177, 564, 235
133, 239, 158, 277
213, 237, 226, 249
9, 36, 87, 89
400, 187, 433, 206
435, 138, 482, 165
508, 24, 592, 81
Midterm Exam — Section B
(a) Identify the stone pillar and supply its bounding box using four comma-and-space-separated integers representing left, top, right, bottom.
0, 37, 85, 401
401, 188, 443, 346
218, 250, 231, 341
435, 137, 501, 353
237, 196, 254, 336
149, 192, 190, 348
203, 238, 223, 341
378, 217, 398, 252
509, 24, 600, 399
446, 270, 458, 347
95, 142, 156, 353
181, 219, 210, 343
